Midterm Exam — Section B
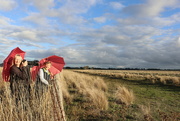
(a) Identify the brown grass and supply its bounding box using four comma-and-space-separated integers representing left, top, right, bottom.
56, 71, 72, 103
0, 67, 110, 120
115, 86, 135, 106
86, 88, 108, 110
0, 82, 54, 121
140, 105, 153, 121
61, 70, 109, 110
75, 70, 180, 86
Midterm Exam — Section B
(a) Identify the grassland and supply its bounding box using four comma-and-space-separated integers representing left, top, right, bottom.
0, 68, 180, 121
69, 69, 180, 121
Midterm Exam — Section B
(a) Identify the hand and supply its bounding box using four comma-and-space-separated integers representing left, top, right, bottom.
50, 76, 54, 79
50, 73, 54, 79
22, 60, 28, 66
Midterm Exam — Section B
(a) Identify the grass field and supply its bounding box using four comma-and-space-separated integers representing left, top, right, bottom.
0, 68, 180, 121
67, 69, 180, 121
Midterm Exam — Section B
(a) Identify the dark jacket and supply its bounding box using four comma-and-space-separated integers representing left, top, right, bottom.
10, 65, 31, 96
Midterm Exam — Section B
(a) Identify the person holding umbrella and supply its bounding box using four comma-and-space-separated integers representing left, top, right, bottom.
9, 54, 31, 105
31, 55, 66, 120
2, 47, 31, 106
32, 55, 65, 98
35, 61, 53, 98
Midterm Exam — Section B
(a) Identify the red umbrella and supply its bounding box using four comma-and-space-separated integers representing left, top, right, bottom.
2, 47, 26, 82
31, 66, 41, 81
31, 55, 65, 81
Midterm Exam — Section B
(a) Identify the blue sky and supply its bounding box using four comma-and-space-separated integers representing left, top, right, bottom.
0, 0, 180, 69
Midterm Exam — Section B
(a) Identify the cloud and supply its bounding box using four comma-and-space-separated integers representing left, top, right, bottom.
117, 16, 176, 27
116, 1, 180, 27
24, 35, 180, 69
176, 37, 180, 46
55, 0, 99, 25
122, 0, 180, 18
32, 0, 55, 11
10, 30, 38, 41
5, 25, 180, 69
22, 13, 49, 26
0, 16, 12, 26
170, 12, 180, 23
110, 2, 125, 10
22, 0, 100, 26
0, 24, 69, 54
0, 0, 17, 11
93, 16, 106, 23
0, 0, 180, 69
60, 22, 180, 68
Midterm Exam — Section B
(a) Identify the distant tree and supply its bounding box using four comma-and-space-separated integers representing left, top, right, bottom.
83, 66, 89, 69
65, 67, 71, 69
28, 60, 39, 66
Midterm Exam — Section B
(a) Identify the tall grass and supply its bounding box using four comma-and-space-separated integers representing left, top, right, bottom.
0, 68, 111, 120
0, 67, 55, 121
0, 81, 54, 121
115, 86, 135, 106
60, 70, 108, 110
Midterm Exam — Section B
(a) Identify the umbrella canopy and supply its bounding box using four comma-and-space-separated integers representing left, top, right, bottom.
31, 55, 65, 81
2, 47, 26, 81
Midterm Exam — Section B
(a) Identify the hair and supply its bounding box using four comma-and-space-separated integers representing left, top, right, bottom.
44, 61, 51, 65
43, 61, 52, 75
15, 54, 22, 59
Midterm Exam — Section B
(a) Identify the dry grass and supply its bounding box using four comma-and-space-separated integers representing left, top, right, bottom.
115, 86, 135, 106
61, 70, 108, 110
0, 68, 110, 120
0, 81, 54, 121
56, 71, 72, 103
75, 70, 180, 86
0, 67, 56, 121
140, 105, 153, 121
86, 88, 108, 110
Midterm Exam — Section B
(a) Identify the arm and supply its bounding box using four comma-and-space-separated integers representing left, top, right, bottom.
38, 69, 49, 85
24, 65, 32, 83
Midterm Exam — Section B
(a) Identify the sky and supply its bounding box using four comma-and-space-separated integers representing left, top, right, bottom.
0, 0, 180, 69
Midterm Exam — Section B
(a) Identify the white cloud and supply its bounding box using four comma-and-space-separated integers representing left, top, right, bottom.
10, 30, 38, 41
21, 0, 100, 26
93, 16, 106, 23
110, 2, 124, 9
170, 12, 180, 23
54, 0, 99, 25
0, 0, 17, 11
22, 12, 49, 26
0, 16, 12, 26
